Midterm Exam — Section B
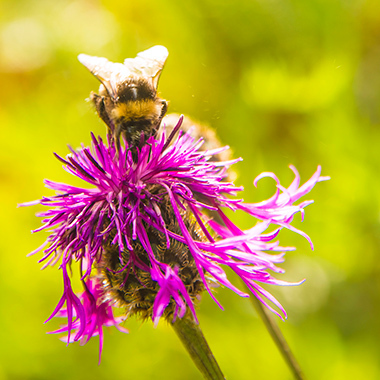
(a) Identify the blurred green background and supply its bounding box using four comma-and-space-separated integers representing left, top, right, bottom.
1, 0, 380, 379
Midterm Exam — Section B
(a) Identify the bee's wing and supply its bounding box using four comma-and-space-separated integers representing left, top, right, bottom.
123, 45, 168, 88
78, 46, 168, 98
78, 54, 130, 99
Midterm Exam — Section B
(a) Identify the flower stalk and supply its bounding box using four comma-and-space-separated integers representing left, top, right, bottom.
250, 293, 305, 380
171, 314, 225, 380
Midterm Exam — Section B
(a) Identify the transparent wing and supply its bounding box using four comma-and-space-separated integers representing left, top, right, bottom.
78, 54, 130, 98
123, 45, 169, 87
78, 54, 126, 83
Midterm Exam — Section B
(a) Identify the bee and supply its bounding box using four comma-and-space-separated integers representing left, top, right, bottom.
78, 46, 169, 150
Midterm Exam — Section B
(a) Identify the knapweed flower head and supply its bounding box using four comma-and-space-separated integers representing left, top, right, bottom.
24, 116, 328, 359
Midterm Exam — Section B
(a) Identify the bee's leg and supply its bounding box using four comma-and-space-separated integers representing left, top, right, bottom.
112, 122, 122, 154
159, 99, 168, 122
152, 99, 169, 139
90, 92, 114, 137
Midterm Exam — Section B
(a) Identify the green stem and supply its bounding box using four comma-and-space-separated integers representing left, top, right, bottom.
171, 316, 226, 380
249, 294, 305, 380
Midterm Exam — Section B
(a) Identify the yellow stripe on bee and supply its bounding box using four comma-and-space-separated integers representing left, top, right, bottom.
111, 100, 160, 121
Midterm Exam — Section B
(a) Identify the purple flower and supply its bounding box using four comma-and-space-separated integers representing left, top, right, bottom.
23, 116, 328, 358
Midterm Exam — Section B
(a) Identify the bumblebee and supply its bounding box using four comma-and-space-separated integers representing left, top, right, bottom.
78, 46, 169, 150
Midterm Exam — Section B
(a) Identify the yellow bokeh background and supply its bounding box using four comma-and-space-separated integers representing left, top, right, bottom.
1, 0, 380, 379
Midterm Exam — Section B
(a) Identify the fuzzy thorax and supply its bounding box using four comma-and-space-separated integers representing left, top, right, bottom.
111, 99, 162, 123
